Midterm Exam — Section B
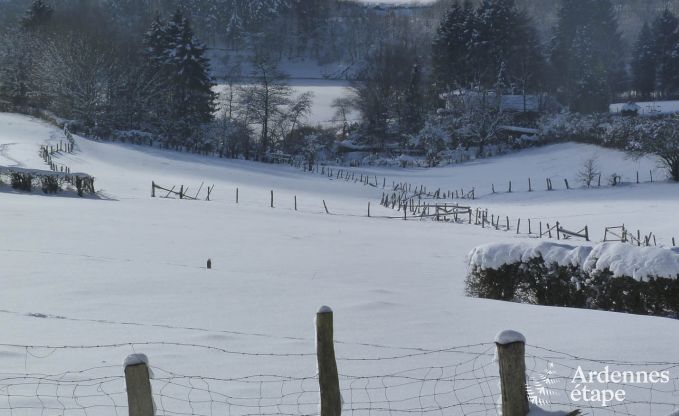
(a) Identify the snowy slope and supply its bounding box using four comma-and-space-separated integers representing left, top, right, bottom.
0, 113, 677, 415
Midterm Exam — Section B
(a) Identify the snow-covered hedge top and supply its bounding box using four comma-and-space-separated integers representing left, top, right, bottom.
468, 241, 679, 281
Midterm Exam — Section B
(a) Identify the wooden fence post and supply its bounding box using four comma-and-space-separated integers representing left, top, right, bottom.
295, 195, 298, 211
271, 190, 274, 208
495, 331, 529, 416
124, 355, 154, 416
151, 181, 155, 198
316, 306, 341, 416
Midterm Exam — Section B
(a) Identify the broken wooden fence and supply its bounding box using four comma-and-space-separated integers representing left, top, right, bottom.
151, 181, 214, 201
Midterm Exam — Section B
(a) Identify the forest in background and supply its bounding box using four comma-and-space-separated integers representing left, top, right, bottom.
1, 0, 679, 180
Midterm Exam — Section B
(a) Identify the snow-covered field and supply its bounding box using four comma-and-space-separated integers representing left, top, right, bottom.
0, 113, 677, 415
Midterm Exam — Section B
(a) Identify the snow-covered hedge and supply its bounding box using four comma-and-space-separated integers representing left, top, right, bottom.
466, 242, 679, 317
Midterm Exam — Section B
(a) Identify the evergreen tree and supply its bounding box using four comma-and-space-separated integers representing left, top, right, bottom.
143, 11, 216, 145
571, 25, 609, 113
632, 22, 656, 98
472, 0, 544, 92
21, 0, 53, 31
651, 9, 679, 96
549, 0, 623, 112
431, 1, 475, 91
402, 63, 425, 134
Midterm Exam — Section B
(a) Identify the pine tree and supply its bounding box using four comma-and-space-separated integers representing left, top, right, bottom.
401, 63, 424, 135
549, 0, 623, 112
571, 25, 609, 113
651, 9, 679, 96
431, 1, 475, 92
143, 11, 216, 145
472, 0, 544, 92
170, 12, 216, 127
632, 22, 656, 98
21, 0, 53, 31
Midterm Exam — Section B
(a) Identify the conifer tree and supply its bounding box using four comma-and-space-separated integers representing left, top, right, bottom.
143, 11, 216, 144
21, 0, 53, 31
549, 0, 622, 112
431, 1, 475, 91
651, 9, 679, 96
631, 22, 656, 98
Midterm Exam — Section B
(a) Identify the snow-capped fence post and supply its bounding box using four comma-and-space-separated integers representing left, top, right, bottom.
316, 306, 341, 416
124, 355, 154, 416
495, 331, 529, 416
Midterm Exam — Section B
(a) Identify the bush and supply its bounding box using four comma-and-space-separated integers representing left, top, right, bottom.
466, 257, 679, 318
41, 175, 60, 194
10, 173, 33, 191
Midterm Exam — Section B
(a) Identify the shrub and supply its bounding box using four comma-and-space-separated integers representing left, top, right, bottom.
10, 173, 33, 191
466, 257, 679, 318
41, 175, 60, 194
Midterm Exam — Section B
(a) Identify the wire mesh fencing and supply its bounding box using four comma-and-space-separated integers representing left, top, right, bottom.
0, 336, 674, 416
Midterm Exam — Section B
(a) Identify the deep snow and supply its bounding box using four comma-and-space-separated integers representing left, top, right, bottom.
0, 112, 677, 415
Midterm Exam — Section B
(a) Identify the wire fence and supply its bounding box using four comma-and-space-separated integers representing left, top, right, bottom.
0, 337, 675, 416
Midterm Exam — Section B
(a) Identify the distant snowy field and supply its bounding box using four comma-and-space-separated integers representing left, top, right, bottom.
215, 79, 355, 127
610, 100, 679, 115
0, 113, 678, 415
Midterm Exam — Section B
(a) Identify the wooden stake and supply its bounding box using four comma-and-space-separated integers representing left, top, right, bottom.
496, 331, 529, 416
316, 307, 341, 416
124, 357, 154, 416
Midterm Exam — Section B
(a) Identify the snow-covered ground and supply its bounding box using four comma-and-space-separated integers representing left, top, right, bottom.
0, 112, 677, 415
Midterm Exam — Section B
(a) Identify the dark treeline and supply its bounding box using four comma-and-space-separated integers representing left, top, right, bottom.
1, 0, 679, 175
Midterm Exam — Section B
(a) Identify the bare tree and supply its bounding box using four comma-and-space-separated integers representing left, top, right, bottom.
578, 155, 601, 187
628, 117, 679, 181
238, 56, 292, 159
331, 96, 353, 140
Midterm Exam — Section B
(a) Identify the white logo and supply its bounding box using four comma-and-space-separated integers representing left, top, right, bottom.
527, 362, 560, 405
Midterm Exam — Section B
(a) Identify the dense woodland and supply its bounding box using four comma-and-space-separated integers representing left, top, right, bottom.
1, 0, 679, 179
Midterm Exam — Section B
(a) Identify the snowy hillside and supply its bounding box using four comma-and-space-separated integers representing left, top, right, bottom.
0, 113, 678, 415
